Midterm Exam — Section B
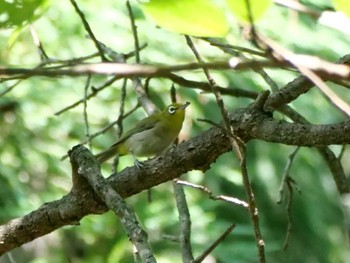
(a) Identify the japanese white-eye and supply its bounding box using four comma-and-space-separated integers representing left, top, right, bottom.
95, 102, 190, 167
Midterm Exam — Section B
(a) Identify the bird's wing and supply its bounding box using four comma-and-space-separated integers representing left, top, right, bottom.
110, 115, 158, 147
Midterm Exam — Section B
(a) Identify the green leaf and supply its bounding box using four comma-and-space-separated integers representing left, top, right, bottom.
226, 0, 272, 23
142, 0, 229, 37
0, 0, 51, 28
333, 0, 350, 18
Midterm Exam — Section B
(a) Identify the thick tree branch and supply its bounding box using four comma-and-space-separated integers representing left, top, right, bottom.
228, 108, 350, 146
1, 105, 349, 255
0, 185, 106, 256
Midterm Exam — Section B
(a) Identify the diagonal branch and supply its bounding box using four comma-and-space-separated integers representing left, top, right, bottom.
69, 0, 108, 61
70, 145, 156, 263
1, 58, 349, 80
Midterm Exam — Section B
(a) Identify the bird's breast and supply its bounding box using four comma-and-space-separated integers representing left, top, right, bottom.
124, 122, 180, 157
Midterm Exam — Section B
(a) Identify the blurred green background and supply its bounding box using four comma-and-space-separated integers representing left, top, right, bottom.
1, 0, 350, 262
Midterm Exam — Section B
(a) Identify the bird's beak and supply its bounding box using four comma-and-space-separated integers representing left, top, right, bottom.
179, 101, 190, 110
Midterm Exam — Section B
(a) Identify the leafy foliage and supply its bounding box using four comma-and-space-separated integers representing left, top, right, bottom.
142, 0, 229, 37
226, 0, 272, 23
333, 0, 350, 17
0, 0, 51, 28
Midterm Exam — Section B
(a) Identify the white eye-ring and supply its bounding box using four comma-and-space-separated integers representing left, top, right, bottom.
168, 106, 176, 114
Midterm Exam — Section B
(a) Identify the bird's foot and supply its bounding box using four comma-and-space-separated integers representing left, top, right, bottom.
134, 159, 144, 169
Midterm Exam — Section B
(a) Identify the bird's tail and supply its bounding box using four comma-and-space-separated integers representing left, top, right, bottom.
95, 146, 119, 164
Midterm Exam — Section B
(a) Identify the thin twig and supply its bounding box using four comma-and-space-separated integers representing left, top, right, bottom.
0, 80, 23, 97
126, 0, 140, 63
274, 0, 321, 19
192, 224, 236, 263
54, 76, 121, 115
6, 252, 15, 263
203, 38, 279, 92
83, 74, 92, 149
175, 180, 248, 208
271, 103, 349, 195
162, 235, 179, 243
92, 104, 138, 141
256, 68, 279, 92
92, 40, 147, 62
171, 86, 194, 262
331, 79, 350, 90
244, 0, 258, 46
277, 147, 300, 203
170, 87, 194, 262
307, 69, 350, 117
126, 0, 157, 115
116, 78, 128, 138
203, 38, 267, 57
239, 146, 266, 263
167, 73, 258, 99
186, 36, 266, 262
185, 36, 242, 159
318, 147, 349, 194
29, 25, 50, 62
276, 147, 300, 250
197, 118, 239, 141
96, 40, 125, 63
38, 52, 99, 66
69, 0, 107, 61
0, 51, 96, 97
173, 182, 194, 263
60, 103, 139, 161
282, 176, 296, 251
111, 78, 129, 173
170, 83, 177, 103
0, 32, 56, 96
339, 145, 347, 160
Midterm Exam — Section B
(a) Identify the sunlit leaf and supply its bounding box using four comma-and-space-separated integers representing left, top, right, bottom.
333, 0, 350, 18
142, 0, 229, 37
226, 0, 272, 23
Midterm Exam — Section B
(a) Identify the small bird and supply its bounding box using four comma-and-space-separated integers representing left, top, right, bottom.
95, 102, 190, 167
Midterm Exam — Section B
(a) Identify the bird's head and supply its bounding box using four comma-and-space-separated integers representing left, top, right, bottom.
161, 101, 190, 128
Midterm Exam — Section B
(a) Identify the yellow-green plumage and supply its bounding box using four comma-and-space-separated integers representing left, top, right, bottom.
95, 102, 190, 165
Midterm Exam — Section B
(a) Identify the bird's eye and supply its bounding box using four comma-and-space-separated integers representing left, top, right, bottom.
168, 106, 176, 114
